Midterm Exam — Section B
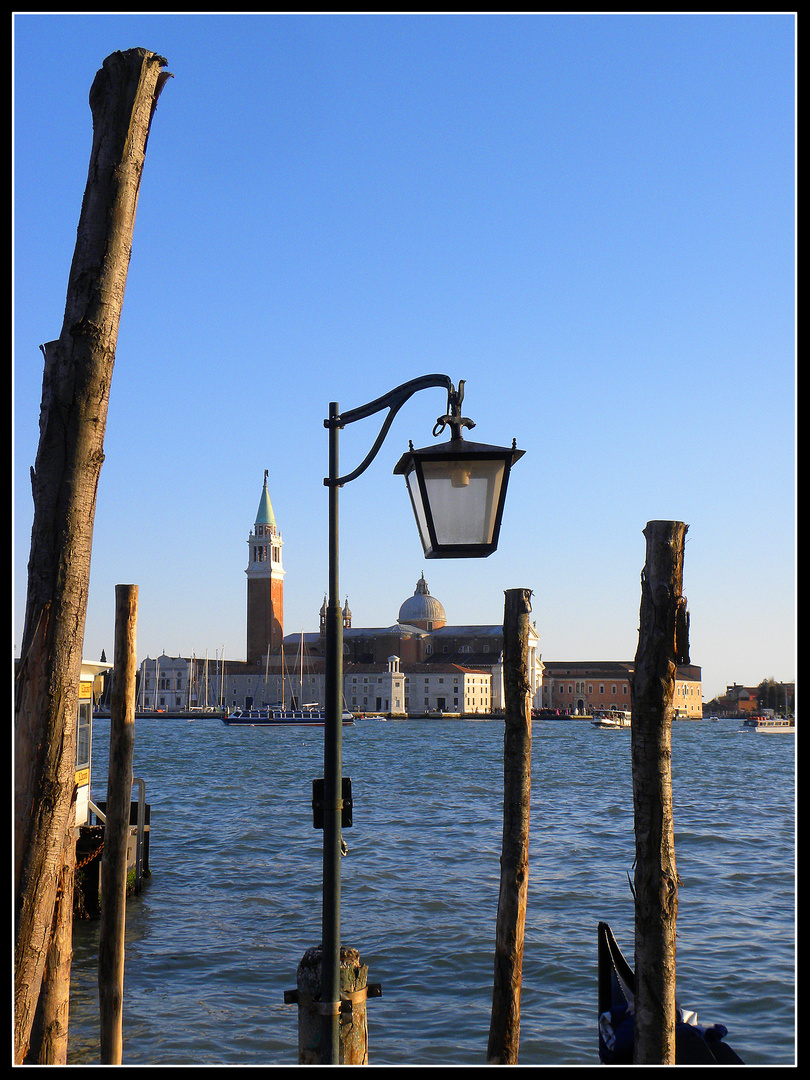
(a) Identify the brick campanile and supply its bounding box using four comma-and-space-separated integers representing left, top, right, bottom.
246, 472, 285, 665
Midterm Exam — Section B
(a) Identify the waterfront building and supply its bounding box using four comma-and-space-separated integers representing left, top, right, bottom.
226, 480, 542, 713
238, 485, 542, 715
672, 667, 705, 717
137, 652, 224, 711
540, 660, 703, 718
708, 681, 795, 717
221, 654, 492, 717
715, 684, 759, 714
288, 571, 540, 713
132, 479, 706, 721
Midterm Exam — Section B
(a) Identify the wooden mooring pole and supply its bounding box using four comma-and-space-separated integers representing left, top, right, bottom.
285, 945, 381, 1063
99, 584, 138, 1064
14, 49, 169, 1065
631, 522, 689, 1064
488, 588, 533, 1064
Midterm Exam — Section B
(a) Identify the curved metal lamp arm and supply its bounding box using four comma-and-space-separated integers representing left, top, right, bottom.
324, 373, 473, 487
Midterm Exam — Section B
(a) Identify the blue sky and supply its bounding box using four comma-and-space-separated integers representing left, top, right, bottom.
13, 13, 795, 700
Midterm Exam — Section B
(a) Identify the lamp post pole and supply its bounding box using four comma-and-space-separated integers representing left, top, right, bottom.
320, 378, 455, 1062
321, 402, 344, 1064
318, 375, 522, 1062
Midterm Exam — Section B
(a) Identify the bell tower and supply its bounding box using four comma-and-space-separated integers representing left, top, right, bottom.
246, 471, 284, 664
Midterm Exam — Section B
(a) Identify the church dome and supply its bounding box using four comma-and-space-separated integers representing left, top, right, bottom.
398, 574, 446, 630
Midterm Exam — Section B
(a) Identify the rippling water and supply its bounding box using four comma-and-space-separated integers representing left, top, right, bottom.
68, 716, 795, 1065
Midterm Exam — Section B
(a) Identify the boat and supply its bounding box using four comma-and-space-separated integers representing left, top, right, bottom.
741, 715, 795, 734
592, 712, 631, 729
223, 705, 354, 727
597, 922, 743, 1064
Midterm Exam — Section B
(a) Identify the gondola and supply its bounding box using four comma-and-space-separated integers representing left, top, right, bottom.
597, 922, 744, 1064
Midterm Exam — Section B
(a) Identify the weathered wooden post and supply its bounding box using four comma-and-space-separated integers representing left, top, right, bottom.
488, 588, 533, 1064
630, 521, 689, 1064
23, 800, 77, 1064
99, 585, 138, 1064
14, 49, 170, 1064
286, 945, 380, 1063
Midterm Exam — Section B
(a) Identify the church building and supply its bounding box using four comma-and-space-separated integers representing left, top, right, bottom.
225, 475, 543, 714
137, 475, 702, 718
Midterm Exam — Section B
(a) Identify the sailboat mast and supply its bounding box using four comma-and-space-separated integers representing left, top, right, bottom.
220, 646, 225, 709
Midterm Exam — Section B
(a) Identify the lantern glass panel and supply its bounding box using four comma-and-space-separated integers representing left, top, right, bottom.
419, 457, 507, 548
403, 468, 431, 554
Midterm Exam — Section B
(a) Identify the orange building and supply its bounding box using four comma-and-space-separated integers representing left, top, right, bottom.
541, 661, 702, 718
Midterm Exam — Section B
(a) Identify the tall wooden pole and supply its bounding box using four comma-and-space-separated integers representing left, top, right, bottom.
99, 585, 138, 1063
488, 588, 533, 1064
630, 521, 689, 1064
14, 50, 170, 1064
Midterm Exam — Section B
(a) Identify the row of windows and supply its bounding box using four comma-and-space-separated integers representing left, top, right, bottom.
350, 675, 491, 687
557, 683, 628, 695
423, 643, 492, 654
143, 677, 185, 690
551, 681, 697, 697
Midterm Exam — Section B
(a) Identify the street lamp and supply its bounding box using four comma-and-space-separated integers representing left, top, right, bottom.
318, 374, 523, 1062
394, 380, 523, 558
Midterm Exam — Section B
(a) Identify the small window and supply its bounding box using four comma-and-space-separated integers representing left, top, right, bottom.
76, 701, 91, 771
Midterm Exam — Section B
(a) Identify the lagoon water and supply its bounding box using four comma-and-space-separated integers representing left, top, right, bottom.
68, 716, 795, 1065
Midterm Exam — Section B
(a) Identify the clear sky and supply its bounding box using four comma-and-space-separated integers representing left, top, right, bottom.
13, 13, 795, 701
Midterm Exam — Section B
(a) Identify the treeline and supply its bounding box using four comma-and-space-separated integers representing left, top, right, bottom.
756, 679, 794, 714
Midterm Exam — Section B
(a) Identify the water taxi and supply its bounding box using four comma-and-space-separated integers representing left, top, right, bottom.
223, 705, 354, 727
741, 715, 795, 734
592, 711, 631, 729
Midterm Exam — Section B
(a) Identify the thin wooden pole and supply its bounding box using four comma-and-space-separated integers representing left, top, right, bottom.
630, 521, 689, 1064
488, 588, 533, 1064
99, 584, 138, 1064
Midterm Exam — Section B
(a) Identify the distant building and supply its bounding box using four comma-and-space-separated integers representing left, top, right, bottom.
706, 681, 794, 717
541, 660, 703, 719
714, 684, 759, 715
218, 476, 540, 713
721, 686, 760, 712
224, 567, 531, 714
134, 477, 706, 720
137, 653, 224, 711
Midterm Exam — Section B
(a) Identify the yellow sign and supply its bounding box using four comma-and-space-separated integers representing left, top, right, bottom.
75, 767, 90, 787
79, 681, 93, 699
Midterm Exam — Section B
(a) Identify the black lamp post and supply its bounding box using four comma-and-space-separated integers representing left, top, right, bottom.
318, 375, 523, 1062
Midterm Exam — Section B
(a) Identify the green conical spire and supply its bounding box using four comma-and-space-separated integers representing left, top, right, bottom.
256, 470, 276, 528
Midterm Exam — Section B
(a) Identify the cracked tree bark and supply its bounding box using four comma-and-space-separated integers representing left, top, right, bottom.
630, 521, 689, 1065
14, 49, 170, 1064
